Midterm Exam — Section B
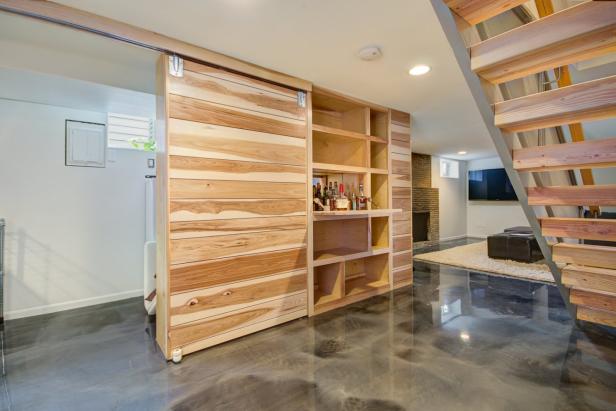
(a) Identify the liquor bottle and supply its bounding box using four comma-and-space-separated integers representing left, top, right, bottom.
336, 183, 349, 210
350, 184, 357, 211
358, 183, 368, 210
323, 184, 330, 210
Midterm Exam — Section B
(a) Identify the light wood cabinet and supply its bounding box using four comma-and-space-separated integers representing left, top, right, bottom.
308, 88, 413, 315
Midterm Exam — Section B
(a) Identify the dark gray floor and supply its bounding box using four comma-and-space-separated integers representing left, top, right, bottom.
1, 238, 615, 411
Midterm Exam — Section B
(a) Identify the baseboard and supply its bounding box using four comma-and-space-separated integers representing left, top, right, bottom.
5, 289, 143, 320
439, 234, 468, 241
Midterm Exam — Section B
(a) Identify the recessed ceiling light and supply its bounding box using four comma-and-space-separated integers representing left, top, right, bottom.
409, 65, 431, 76
457, 151, 467, 155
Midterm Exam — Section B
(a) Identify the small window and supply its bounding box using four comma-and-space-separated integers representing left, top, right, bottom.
107, 113, 154, 151
440, 158, 459, 179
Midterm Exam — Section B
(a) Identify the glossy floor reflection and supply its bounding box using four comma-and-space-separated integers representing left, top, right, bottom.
2, 245, 616, 410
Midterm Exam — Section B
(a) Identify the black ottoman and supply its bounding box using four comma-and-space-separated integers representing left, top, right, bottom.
488, 232, 543, 263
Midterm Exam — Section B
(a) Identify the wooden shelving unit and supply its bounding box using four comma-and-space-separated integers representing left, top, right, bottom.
309, 87, 401, 315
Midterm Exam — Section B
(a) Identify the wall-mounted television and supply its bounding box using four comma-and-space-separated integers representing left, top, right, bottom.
468, 168, 518, 201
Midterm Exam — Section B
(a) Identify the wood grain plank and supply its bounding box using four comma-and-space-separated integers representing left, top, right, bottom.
393, 266, 413, 287
170, 248, 307, 293
170, 228, 307, 264
553, 243, 616, 270
170, 216, 306, 239
494, 76, 616, 133
170, 270, 307, 326
392, 159, 411, 175
393, 218, 412, 236
392, 187, 411, 199
471, 1, 616, 83
562, 265, 616, 294
393, 235, 413, 253
169, 156, 306, 182
169, 69, 305, 121
527, 185, 616, 206
170, 199, 306, 221
390, 110, 411, 127
169, 118, 305, 165
445, 0, 527, 25
391, 174, 412, 187
393, 198, 412, 211
577, 306, 616, 328
393, 251, 413, 268
170, 179, 306, 199
169, 94, 306, 139
513, 138, 616, 172
182, 60, 300, 99
541, 217, 616, 242
178, 309, 306, 355
169, 293, 306, 348
571, 289, 616, 314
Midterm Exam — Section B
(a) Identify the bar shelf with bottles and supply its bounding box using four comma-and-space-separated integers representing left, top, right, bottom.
310, 87, 401, 314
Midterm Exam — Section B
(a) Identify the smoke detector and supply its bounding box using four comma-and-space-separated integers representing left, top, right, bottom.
358, 46, 382, 61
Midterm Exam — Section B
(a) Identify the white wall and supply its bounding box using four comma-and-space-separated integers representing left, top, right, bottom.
431, 156, 467, 241
466, 157, 529, 238
0, 98, 155, 319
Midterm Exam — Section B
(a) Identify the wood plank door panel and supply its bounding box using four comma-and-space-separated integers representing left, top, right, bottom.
160, 58, 308, 358
389, 110, 413, 287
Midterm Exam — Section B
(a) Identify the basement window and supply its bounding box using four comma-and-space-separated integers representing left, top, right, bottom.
440, 158, 459, 179
107, 113, 155, 151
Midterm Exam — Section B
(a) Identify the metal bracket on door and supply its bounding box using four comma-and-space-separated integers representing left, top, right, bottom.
169, 55, 184, 77
297, 91, 306, 108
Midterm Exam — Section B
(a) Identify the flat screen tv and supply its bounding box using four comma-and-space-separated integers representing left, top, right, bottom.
468, 168, 518, 201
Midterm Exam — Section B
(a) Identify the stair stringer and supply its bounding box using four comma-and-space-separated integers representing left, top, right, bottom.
430, 0, 576, 318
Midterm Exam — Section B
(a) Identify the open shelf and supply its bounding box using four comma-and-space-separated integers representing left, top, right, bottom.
314, 262, 344, 307
313, 209, 401, 220
370, 174, 389, 210
370, 109, 389, 140
313, 253, 390, 314
344, 254, 390, 297
313, 218, 368, 262
313, 130, 367, 168
313, 124, 386, 143
371, 216, 389, 249
370, 141, 388, 170
313, 246, 390, 267
313, 162, 370, 175
312, 89, 369, 134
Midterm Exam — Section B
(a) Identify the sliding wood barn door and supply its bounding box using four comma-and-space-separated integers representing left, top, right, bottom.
157, 57, 308, 358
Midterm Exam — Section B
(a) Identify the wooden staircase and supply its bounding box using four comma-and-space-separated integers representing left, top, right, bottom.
435, 0, 616, 328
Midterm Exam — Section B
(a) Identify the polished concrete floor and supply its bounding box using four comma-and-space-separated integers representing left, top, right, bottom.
1, 238, 615, 411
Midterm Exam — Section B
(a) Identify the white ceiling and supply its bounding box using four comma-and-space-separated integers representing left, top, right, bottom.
3, 0, 498, 160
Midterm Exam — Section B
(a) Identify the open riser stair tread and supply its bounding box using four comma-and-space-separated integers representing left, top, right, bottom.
527, 185, 616, 206
444, 0, 528, 26
562, 265, 616, 297
553, 243, 616, 270
577, 306, 616, 328
494, 75, 616, 133
513, 137, 616, 172
540, 217, 616, 242
570, 288, 616, 313
471, 1, 616, 84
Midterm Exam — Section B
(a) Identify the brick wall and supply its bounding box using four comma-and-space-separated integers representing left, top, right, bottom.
412, 153, 439, 246
412, 153, 431, 188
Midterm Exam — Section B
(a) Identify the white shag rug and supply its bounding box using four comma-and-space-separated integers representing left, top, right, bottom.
414, 241, 554, 283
